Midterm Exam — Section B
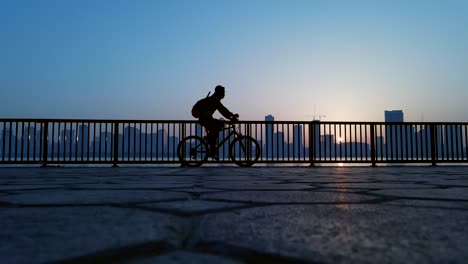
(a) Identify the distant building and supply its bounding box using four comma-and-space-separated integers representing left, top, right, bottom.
273, 131, 285, 157
385, 110, 404, 122
293, 125, 303, 158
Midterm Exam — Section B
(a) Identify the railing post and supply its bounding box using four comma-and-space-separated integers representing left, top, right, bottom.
430, 124, 437, 166
370, 124, 376, 167
112, 122, 119, 167
42, 121, 49, 167
309, 122, 315, 167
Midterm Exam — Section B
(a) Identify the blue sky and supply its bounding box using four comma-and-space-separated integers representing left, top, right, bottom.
1, 0, 467, 121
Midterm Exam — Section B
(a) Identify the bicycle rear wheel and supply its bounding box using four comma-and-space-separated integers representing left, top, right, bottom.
229, 136, 261, 167
177, 136, 208, 167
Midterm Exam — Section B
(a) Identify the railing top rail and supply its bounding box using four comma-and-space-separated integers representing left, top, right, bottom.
0, 118, 467, 125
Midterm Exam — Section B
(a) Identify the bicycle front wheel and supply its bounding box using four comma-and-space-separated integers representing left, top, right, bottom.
177, 136, 208, 167
229, 136, 261, 167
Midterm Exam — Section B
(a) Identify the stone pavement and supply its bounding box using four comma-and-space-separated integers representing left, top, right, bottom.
1, 166, 468, 264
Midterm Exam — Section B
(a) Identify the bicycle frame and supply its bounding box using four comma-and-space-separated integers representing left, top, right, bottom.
212, 123, 243, 151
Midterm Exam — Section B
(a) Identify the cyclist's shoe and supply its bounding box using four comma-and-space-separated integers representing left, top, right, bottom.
211, 153, 219, 161
208, 149, 219, 161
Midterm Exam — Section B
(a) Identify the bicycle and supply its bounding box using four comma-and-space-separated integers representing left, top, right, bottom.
177, 120, 261, 167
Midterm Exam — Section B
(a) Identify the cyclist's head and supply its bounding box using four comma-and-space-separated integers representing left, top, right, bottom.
214, 85, 225, 98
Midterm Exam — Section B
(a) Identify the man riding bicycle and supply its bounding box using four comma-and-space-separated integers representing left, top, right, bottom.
192, 85, 239, 160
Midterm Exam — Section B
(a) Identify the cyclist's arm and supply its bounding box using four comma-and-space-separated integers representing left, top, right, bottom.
218, 103, 236, 120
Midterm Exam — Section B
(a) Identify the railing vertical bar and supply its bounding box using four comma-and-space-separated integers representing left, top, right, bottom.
451, 125, 455, 160
266, 122, 269, 161
425, 124, 429, 161
415, 125, 419, 161
73, 122, 77, 161
1, 122, 5, 162
167, 122, 170, 161
449, 124, 453, 160
26, 122, 31, 161
409, 125, 413, 161
319, 123, 323, 162
57, 122, 61, 162
105, 122, 108, 161
110, 122, 113, 161
42, 122, 49, 166
132, 122, 136, 161
93, 122, 97, 161
151, 123, 154, 161
370, 124, 376, 166
344, 124, 348, 161
18, 122, 22, 162
286, 124, 288, 161
464, 124, 468, 160
139, 123, 142, 161
332, 124, 336, 161
379, 124, 387, 161
260, 122, 263, 161
50, 122, 55, 162
125, 123, 128, 161
323, 123, 327, 161
61, 123, 64, 162
8, 122, 13, 162
397, 124, 402, 160
308, 122, 313, 165
281, 123, 284, 161
293, 123, 296, 161
301, 124, 307, 161
459, 125, 463, 160
327, 124, 331, 161
38, 122, 43, 162
353, 124, 356, 161
275, 123, 278, 161
113, 122, 119, 166
144, 123, 148, 161
98, 122, 102, 161
156, 123, 159, 161
14, 122, 18, 162
173, 123, 176, 161
68, 123, 71, 161
33, 122, 37, 162
442, 124, 446, 160
337, 124, 341, 161
162, 122, 169, 160
401, 125, 409, 161
79, 122, 83, 161
463, 125, 467, 160
365, 124, 368, 161
430, 125, 437, 166
87, 122, 90, 161
360, 124, 364, 161
20, 122, 24, 162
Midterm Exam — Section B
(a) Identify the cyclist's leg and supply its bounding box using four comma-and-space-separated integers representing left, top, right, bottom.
202, 118, 224, 157
199, 118, 216, 155
210, 119, 225, 158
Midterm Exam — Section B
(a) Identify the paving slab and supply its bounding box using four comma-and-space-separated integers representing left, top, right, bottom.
0, 166, 467, 263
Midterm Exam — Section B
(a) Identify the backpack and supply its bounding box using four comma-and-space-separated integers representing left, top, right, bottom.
191, 92, 211, 118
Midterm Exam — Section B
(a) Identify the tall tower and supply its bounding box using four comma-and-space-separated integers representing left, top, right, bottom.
385, 110, 404, 158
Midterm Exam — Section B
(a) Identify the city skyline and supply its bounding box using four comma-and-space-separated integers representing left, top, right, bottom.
1, 1, 468, 122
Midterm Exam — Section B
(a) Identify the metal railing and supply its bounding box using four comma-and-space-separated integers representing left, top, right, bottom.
1, 119, 467, 166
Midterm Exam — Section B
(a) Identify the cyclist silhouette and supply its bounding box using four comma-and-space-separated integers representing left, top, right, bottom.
192, 85, 238, 159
